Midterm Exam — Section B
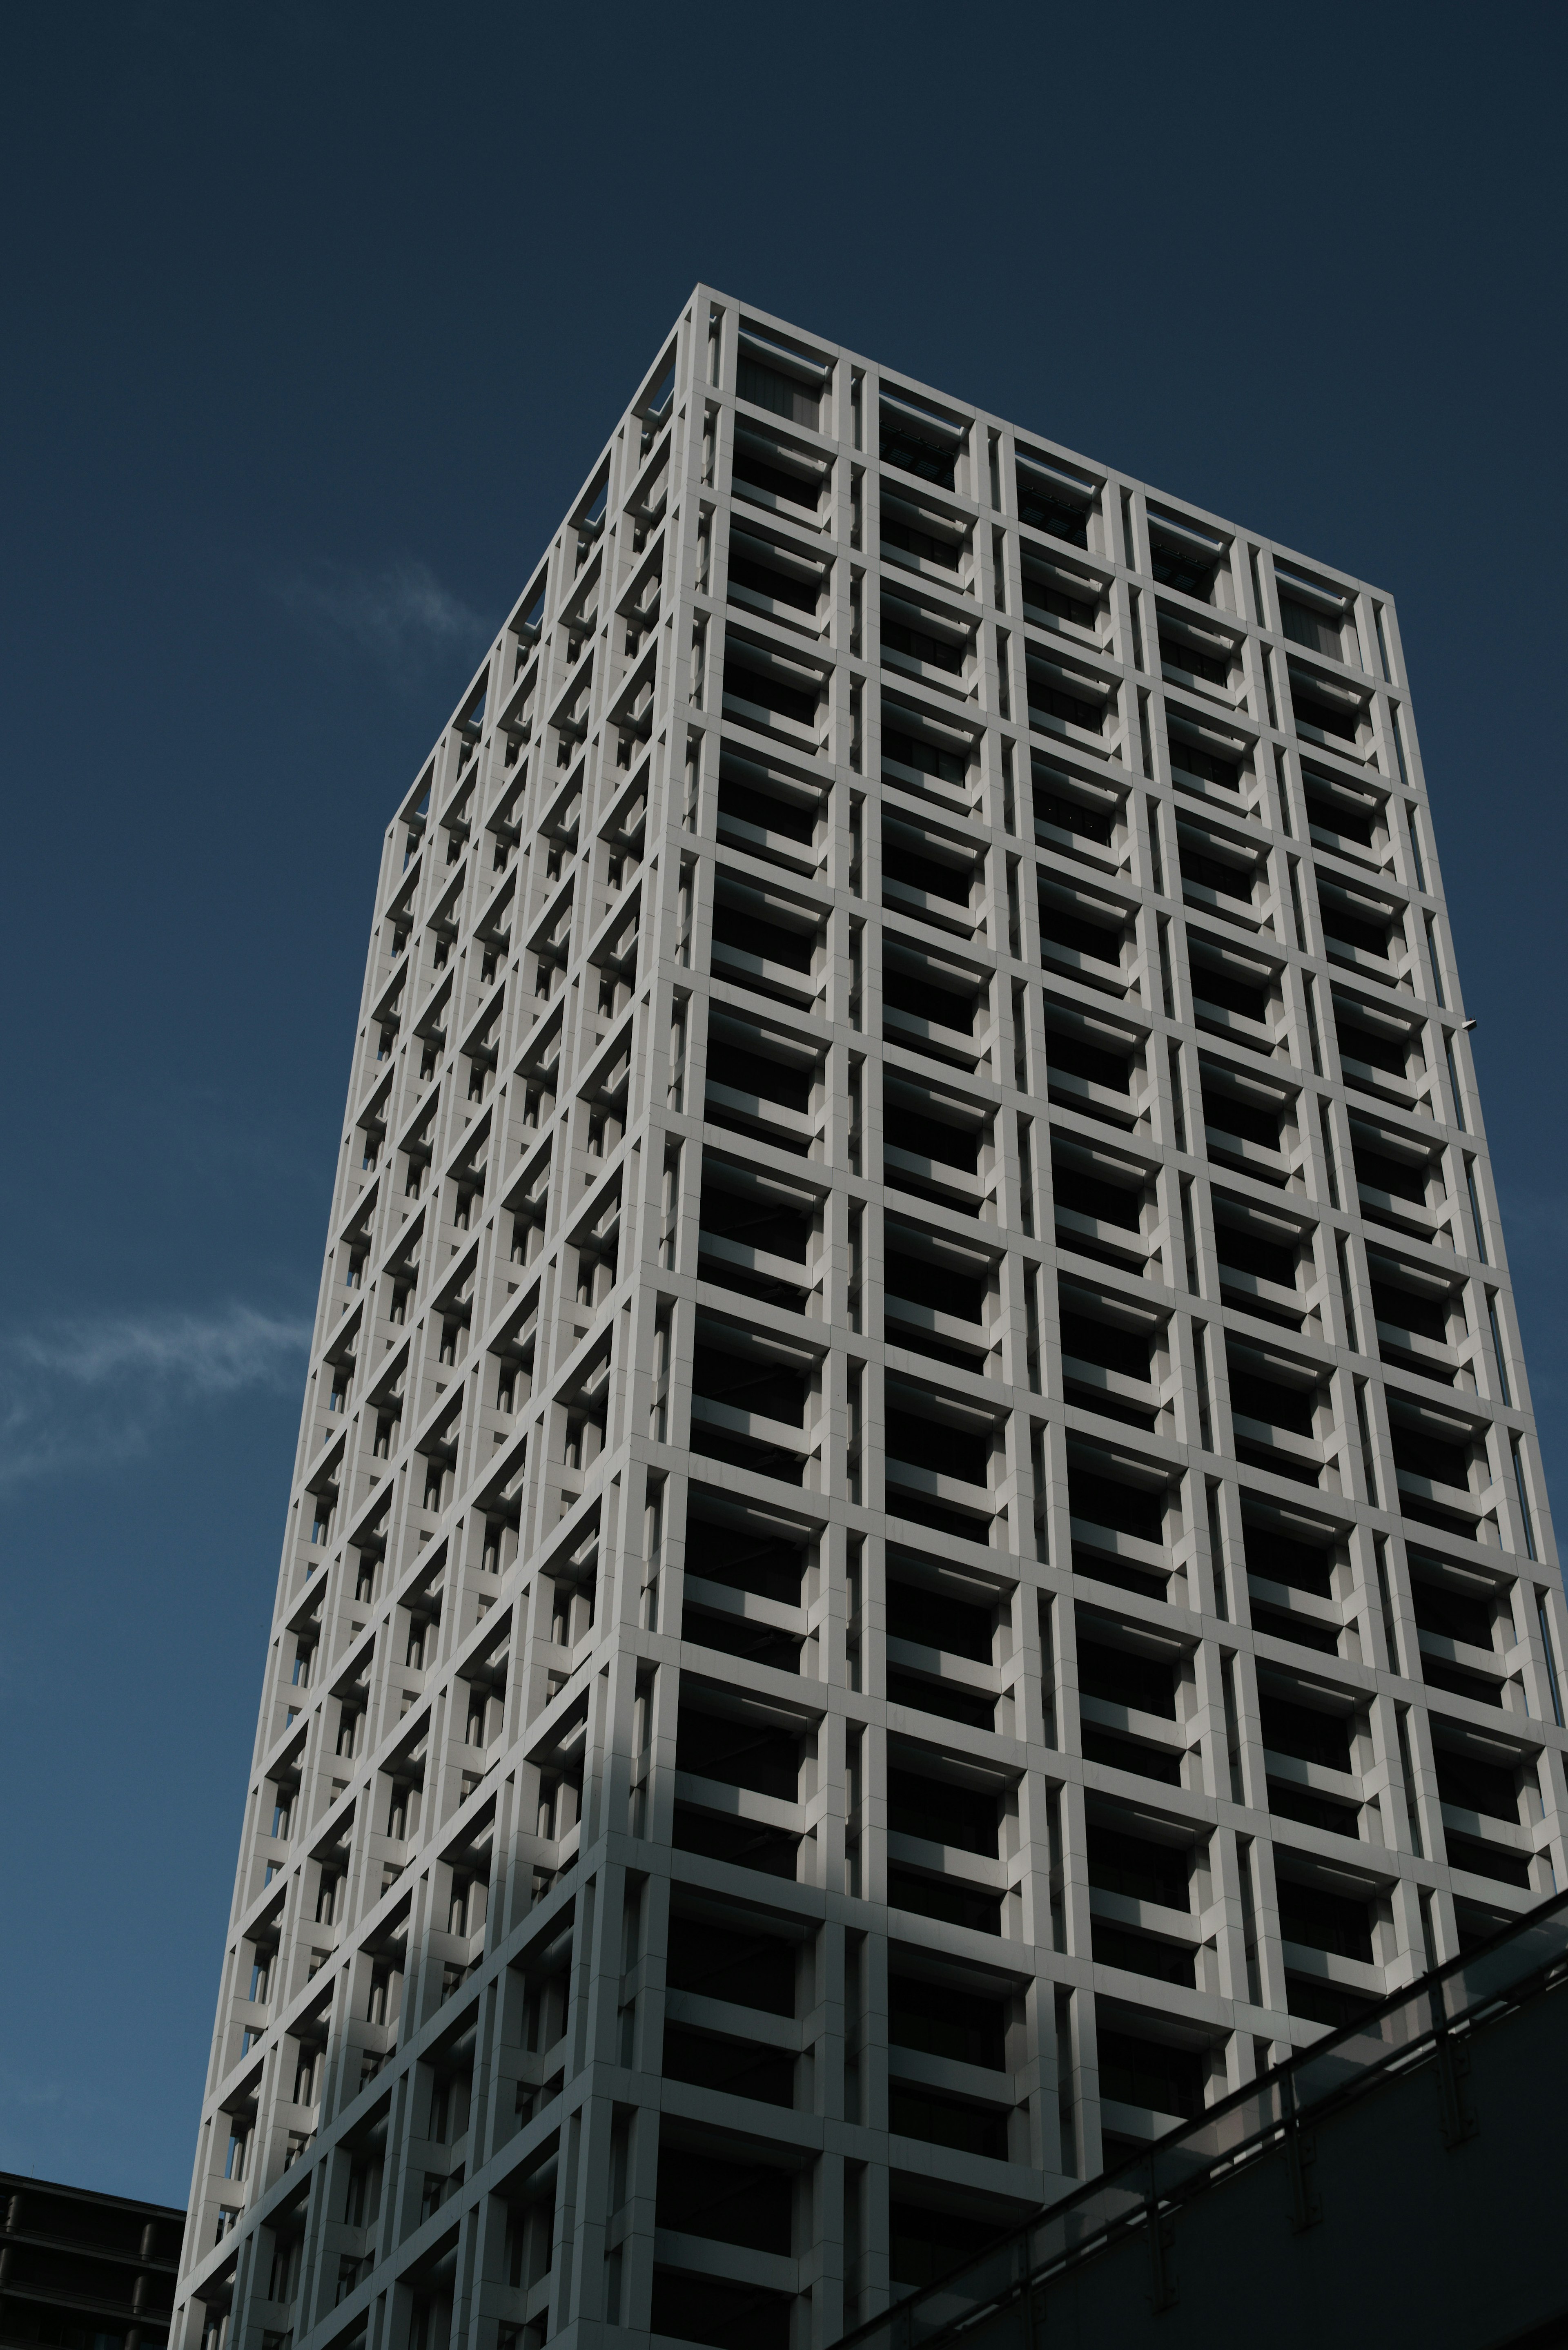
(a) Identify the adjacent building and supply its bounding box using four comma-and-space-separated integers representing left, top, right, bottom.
0, 2170, 183, 2350
172, 285, 1568, 2350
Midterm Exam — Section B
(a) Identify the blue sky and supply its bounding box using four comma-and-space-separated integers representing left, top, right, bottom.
1, 0, 1564, 2207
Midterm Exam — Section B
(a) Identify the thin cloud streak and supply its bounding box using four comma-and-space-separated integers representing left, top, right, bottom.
277, 556, 486, 665
0, 1302, 309, 1487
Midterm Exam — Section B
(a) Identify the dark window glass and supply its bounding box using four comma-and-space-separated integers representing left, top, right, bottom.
704, 1041, 811, 1112
883, 727, 967, 785
1024, 575, 1095, 628
1170, 736, 1239, 789
731, 447, 819, 510
717, 771, 817, 844
1047, 1030, 1132, 1093
889, 2087, 1008, 2158
885, 1670, 995, 1730
1149, 535, 1218, 601
1029, 679, 1105, 734
1281, 599, 1343, 658
736, 356, 820, 428
1077, 1637, 1177, 1717
1060, 1309, 1147, 1377
723, 660, 817, 727
1410, 1575, 1490, 1646
1017, 473, 1091, 546
1035, 788, 1113, 845
1087, 1824, 1188, 1908
882, 964, 978, 1035
1293, 687, 1359, 742
1051, 1165, 1143, 1231
1304, 781, 1376, 846
1369, 1279, 1448, 1341
1319, 899, 1392, 957
1039, 901, 1122, 964
1252, 1602, 1339, 1655
650, 2271, 791, 2350
1242, 1524, 1332, 1594
675, 1708, 799, 1799
682, 1515, 805, 1605
1276, 1877, 1374, 1961
1080, 1723, 1183, 1782
886, 1768, 998, 1855
1285, 1975, 1378, 2031
884, 1245, 985, 1321
883, 1102, 980, 1172
1091, 1922, 1196, 1985
1336, 1019, 1408, 1076
1352, 1143, 1428, 1204
1269, 1779, 1361, 1835
662, 2025, 794, 2106
710, 901, 815, 974
1200, 1085, 1281, 1149
655, 2148, 792, 2253
689, 1345, 806, 1427
1434, 1744, 1516, 1819
1097, 2029, 1205, 2119
885, 1412, 989, 1486
1258, 1693, 1352, 1771
881, 514, 960, 569
1390, 1422, 1470, 1488
1067, 1467, 1165, 1543
882, 426, 956, 489
886, 1866, 1001, 1934
1216, 1223, 1296, 1286
889, 1975, 1006, 2068
671, 1804, 799, 1877
887, 1576, 992, 1659
1227, 1369, 1317, 1437
889, 2201, 1002, 2288
882, 838, 972, 903
727, 551, 817, 614
883, 616, 964, 674
1180, 846, 1253, 901
1445, 1834, 1530, 1887
699, 1179, 810, 1261
1160, 631, 1228, 686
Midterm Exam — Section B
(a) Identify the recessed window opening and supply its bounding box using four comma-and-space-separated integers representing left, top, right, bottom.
737, 325, 826, 430
1016, 454, 1097, 548
1147, 512, 1225, 604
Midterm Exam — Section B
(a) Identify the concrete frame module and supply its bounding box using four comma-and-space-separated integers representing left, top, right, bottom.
173, 284, 1568, 2350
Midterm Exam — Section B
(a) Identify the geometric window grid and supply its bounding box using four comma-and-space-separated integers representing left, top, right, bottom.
173, 285, 1568, 2350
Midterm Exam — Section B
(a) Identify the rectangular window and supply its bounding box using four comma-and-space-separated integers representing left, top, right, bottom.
1487, 1297, 1512, 1405
1512, 1438, 1538, 1561
1280, 598, 1342, 658
1374, 607, 1392, 681
1465, 1160, 1489, 1263
1537, 1595, 1565, 1727
737, 354, 820, 430
1390, 704, 1410, 786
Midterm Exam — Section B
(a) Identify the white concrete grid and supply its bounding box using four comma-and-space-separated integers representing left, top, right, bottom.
174, 285, 1568, 2350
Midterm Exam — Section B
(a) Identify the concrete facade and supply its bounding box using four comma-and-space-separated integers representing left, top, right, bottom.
173, 286, 1568, 2350
831, 1896, 1568, 2350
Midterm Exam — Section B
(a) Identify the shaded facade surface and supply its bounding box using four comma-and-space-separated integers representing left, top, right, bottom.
173, 286, 1568, 2350
0, 2172, 183, 2350
828, 1897, 1568, 2350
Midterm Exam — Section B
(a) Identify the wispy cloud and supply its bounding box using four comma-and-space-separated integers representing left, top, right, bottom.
277, 556, 486, 665
0, 1302, 310, 1487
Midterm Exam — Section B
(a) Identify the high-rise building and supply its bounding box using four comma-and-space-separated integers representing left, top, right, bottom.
174, 285, 1567, 2350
